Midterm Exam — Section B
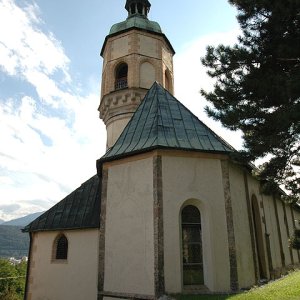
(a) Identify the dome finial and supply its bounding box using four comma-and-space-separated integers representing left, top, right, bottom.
125, 0, 151, 18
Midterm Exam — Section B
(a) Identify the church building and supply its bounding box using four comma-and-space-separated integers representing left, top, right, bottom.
23, 1, 300, 299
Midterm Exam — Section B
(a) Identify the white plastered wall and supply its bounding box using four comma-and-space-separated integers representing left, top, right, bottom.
246, 175, 270, 277
138, 34, 159, 58
28, 229, 99, 300
285, 204, 299, 264
262, 194, 283, 270
106, 118, 132, 149
228, 163, 255, 288
277, 201, 292, 266
140, 61, 156, 89
162, 156, 230, 293
111, 35, 130, 60
246, 172, 300, 274
104, 157, 155, 296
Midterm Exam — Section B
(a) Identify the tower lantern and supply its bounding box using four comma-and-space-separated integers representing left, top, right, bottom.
125, 0, 151, 18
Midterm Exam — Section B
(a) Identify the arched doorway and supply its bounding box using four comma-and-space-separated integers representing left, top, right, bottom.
181, 205, 204, 286
252, 195, 268, 279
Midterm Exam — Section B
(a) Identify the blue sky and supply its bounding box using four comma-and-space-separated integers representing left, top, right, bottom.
0, 0, 242, 221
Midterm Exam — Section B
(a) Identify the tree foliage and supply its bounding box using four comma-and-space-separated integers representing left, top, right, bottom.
0, 259, 26, 300
201, 0, 300, 199
290, 228, 300, 250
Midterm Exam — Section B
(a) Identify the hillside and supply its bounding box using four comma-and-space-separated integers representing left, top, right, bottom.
0, 225, 29, 258
2, 211, 43, 226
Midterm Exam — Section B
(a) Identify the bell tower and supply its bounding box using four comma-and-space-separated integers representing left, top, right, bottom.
99, 0, 175, 148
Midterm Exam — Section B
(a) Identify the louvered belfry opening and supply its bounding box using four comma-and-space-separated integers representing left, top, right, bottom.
125, 0, 151, 18
181, 205, 204, 286
115, 63, 128, 90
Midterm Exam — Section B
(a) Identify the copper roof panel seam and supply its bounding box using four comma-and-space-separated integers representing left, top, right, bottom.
64, 188, 80, 228
32, 212, 47, 231
209, 138, 228, 151
174, 101, 193, 148
59, 196, 74, 228
62, 193, 78, 227
71, 186, 87, 228
162, 88, 181, 147
180, 108, 204, 149
176, 95, 234, 152
77, 179, 94, 227
58, 187, 74, 228
90, 181, 101, 227
124, 89, 158, 153
44, 206, 58, 230
121, 91, 155, 151
187, 110, 208, 150
109, 89, 153, 156
135, 86, 160, 150
134, 118, 157, 149
83, 177, 100, 226
185, 129, 203, 149
156, 92, 171, 147
38, 200, 63, 230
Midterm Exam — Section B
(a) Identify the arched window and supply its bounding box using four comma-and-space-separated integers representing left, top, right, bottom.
115, 63, 128, 90
55, 234, 68, 260
181, 205, 204, 286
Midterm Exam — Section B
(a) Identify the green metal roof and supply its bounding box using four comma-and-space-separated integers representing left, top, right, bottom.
23, 175, 100, 232
100, 82, 235, 163
109, 15, 162, 35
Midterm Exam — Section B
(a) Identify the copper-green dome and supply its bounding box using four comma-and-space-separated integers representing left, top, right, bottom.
109, 16, 162, 35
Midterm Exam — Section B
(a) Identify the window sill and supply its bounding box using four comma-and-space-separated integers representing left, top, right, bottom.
51, 259, 68, 264
183, 285, 209, 293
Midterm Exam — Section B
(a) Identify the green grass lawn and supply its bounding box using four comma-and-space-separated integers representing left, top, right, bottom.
175, 270, 300, 300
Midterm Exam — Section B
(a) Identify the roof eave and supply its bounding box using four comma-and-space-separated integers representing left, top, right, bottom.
22, 224, 100, 233
97, 146, 233, 174
100, 27, 175, 57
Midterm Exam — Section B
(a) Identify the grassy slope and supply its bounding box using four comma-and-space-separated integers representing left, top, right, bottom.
230, 270, 300, 300
176, 270, 300, 300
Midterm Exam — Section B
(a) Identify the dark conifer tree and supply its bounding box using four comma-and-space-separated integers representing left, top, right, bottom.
201, 0, 300, 202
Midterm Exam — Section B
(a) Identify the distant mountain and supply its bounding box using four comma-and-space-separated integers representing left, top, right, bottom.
2, 212, 43, 227
0, 225, 29, 258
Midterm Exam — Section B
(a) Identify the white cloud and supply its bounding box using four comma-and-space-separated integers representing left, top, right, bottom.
0, 0, 70, 106
0, 0, 106, 221
0, 92, 106, 221
0, 176, 14, 185
174, 28, 244, 150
